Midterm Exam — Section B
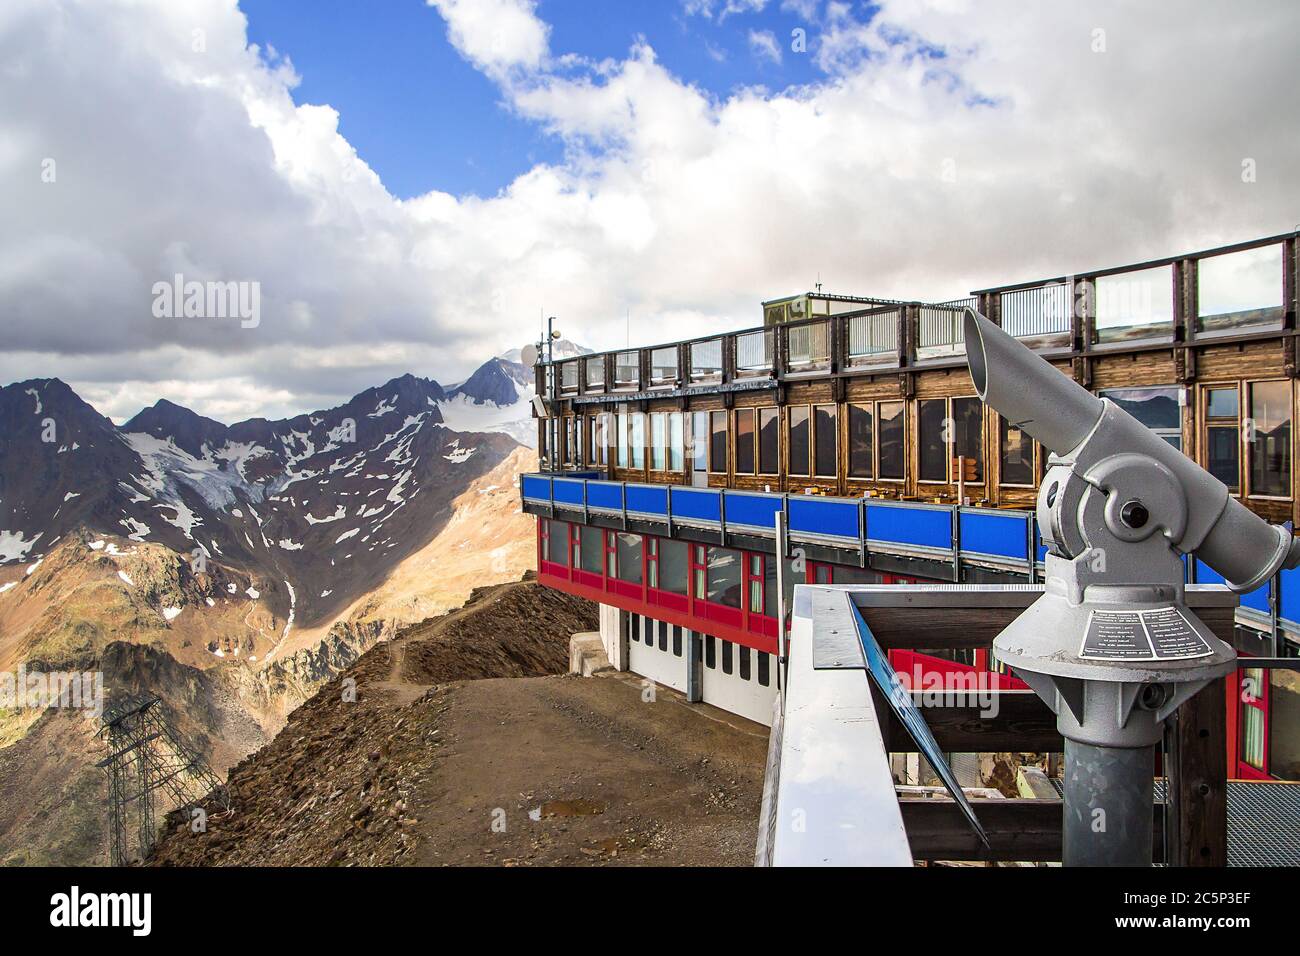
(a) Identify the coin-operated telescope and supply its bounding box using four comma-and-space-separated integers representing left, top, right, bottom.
964, 309, 1300, 866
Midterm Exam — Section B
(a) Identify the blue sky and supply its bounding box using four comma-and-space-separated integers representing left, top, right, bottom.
242, 0, 841, 199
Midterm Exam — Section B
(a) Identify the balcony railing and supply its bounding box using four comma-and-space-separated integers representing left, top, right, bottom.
536, 231, 1296, 399
998, 284, 1072, 342
785, 318, 831, 373
735, 329, 774, 377
585, 355, 606, 392
690, 338, 724, 383
846, 308, 900, 366
649, 346, 678, 387
614, 350, 640, 390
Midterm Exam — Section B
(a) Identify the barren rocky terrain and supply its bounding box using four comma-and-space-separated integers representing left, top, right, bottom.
150, 580, 769, 867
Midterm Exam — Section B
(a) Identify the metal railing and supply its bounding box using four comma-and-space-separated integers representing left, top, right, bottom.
999, 284, 1072, 339
614, 350, 640, 389
735, 329, 774, 376
690, 338, 724, 383
536, 231, 1296, 398
786, 319, 831, 371
585, 355, 605, 391
649, 346, 678, 386
846, 308, 900, 363
917, 306, 966, 352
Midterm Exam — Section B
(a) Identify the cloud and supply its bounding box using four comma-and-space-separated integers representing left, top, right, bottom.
1, 0, 1298, 425
684, 0, 769, 22
425, 0, 550, 78
748, 29, 783, 65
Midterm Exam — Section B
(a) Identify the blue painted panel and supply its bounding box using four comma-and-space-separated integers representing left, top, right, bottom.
671, 487, 721, 523
1281, 566, 1300, 628
1197, 559, 1271, 615
789, 497, 859, 539
959, 511, 1029, 560
1242, 580, 1271, 615
626, 484, 668, 516
866, 504, 951, 550
724, 492, 783, 530
1035, 523, 1047, 563
1195, 560, 1225, 587
586, 482, 624, 512
521, 475, 551, 501
551, 479, 584, 506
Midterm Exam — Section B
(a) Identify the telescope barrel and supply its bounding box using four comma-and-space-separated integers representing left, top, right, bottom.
963, 308, 1103, 455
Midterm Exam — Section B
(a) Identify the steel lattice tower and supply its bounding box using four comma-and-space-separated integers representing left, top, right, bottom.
97, 694, 230, 866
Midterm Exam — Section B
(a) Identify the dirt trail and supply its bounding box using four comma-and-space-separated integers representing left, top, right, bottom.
150, 579, 768, 867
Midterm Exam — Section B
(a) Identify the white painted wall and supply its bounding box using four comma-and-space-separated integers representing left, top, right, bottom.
598, 602, 624, 670
626, 614, 689, 693
701, 637, 778, 726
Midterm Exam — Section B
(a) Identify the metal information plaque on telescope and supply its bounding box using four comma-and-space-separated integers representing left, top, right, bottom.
1079, 607, 1212, 662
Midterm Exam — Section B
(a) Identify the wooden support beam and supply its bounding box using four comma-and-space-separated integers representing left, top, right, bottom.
1166, 676, 1228, 867
878, 690, 1062, 753
901, 798, 1166, 863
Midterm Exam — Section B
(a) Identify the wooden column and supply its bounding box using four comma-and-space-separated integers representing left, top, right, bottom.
1166, 676, 1229, 867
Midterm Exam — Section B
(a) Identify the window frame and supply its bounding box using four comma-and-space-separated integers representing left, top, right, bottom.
735, 407, 757, 475
787, 404, 811, 478
1201, 383, 1242, 495
917, 397, 950, 484
1246, 379, 1293, 501
709, 409, 728, 474
875, 400, 906, 482
757, 406, 780, 477
813, 403, 838, 479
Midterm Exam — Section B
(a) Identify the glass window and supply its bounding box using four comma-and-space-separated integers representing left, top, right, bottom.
657, 538, 689, 596
1269, 667, 1300, 780
579, 526, 603, 573
669, 412, 685, 471
646, 538, 658, 588
848, 404, 873, 478
877, 401, 904, 480
721, 640, 733, 675
1198, 244, 1285, 330
651, 413, 666, 470
1249, 381, 1291, 498
617, 412, 629, 467
739, 646, 751, 681
1205, 387, 1240, 492
1100, 386, 1181, 451
814, 404, 837, 477
630, 413, 645, 469
758, 408, 779, 475
692, 412, 708, 471
952, 397, 983, 482
834, 566, 884, 584
736, 409, 755, 474
1000, 417, 1034, 486
672, 626, 682, 657
919, 399, 948, 482
705, 635, 716, 669
788, 406, 810, 477
658, 620, 667, 652
545, 521, 568, 565
709, 411, 727, 473
1094, 265, 1174, 343
758, 652, 770, 687
615, 533, 642, 585
763, 555, 778, 617
706, 547, 743, 608
748, 555, 765, 614
692, 544, 706, 599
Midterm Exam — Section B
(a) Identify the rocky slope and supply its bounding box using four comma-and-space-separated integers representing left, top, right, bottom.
0, 360, 547, 865
148, 580, 600, 866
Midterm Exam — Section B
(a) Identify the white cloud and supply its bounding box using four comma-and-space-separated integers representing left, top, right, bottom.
1, 0, 1298, 425
425, 0, 550, 77
684, 0, 769, 22
748, 29, 783, 65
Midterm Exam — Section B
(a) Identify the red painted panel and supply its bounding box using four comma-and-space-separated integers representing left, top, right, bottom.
648, 589, 689, 614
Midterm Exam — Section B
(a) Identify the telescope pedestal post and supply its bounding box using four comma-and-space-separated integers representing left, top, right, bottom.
1062, 739, 1154, 867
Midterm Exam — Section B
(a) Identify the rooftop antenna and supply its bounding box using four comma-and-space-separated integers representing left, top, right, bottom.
815, 272, 822, 295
